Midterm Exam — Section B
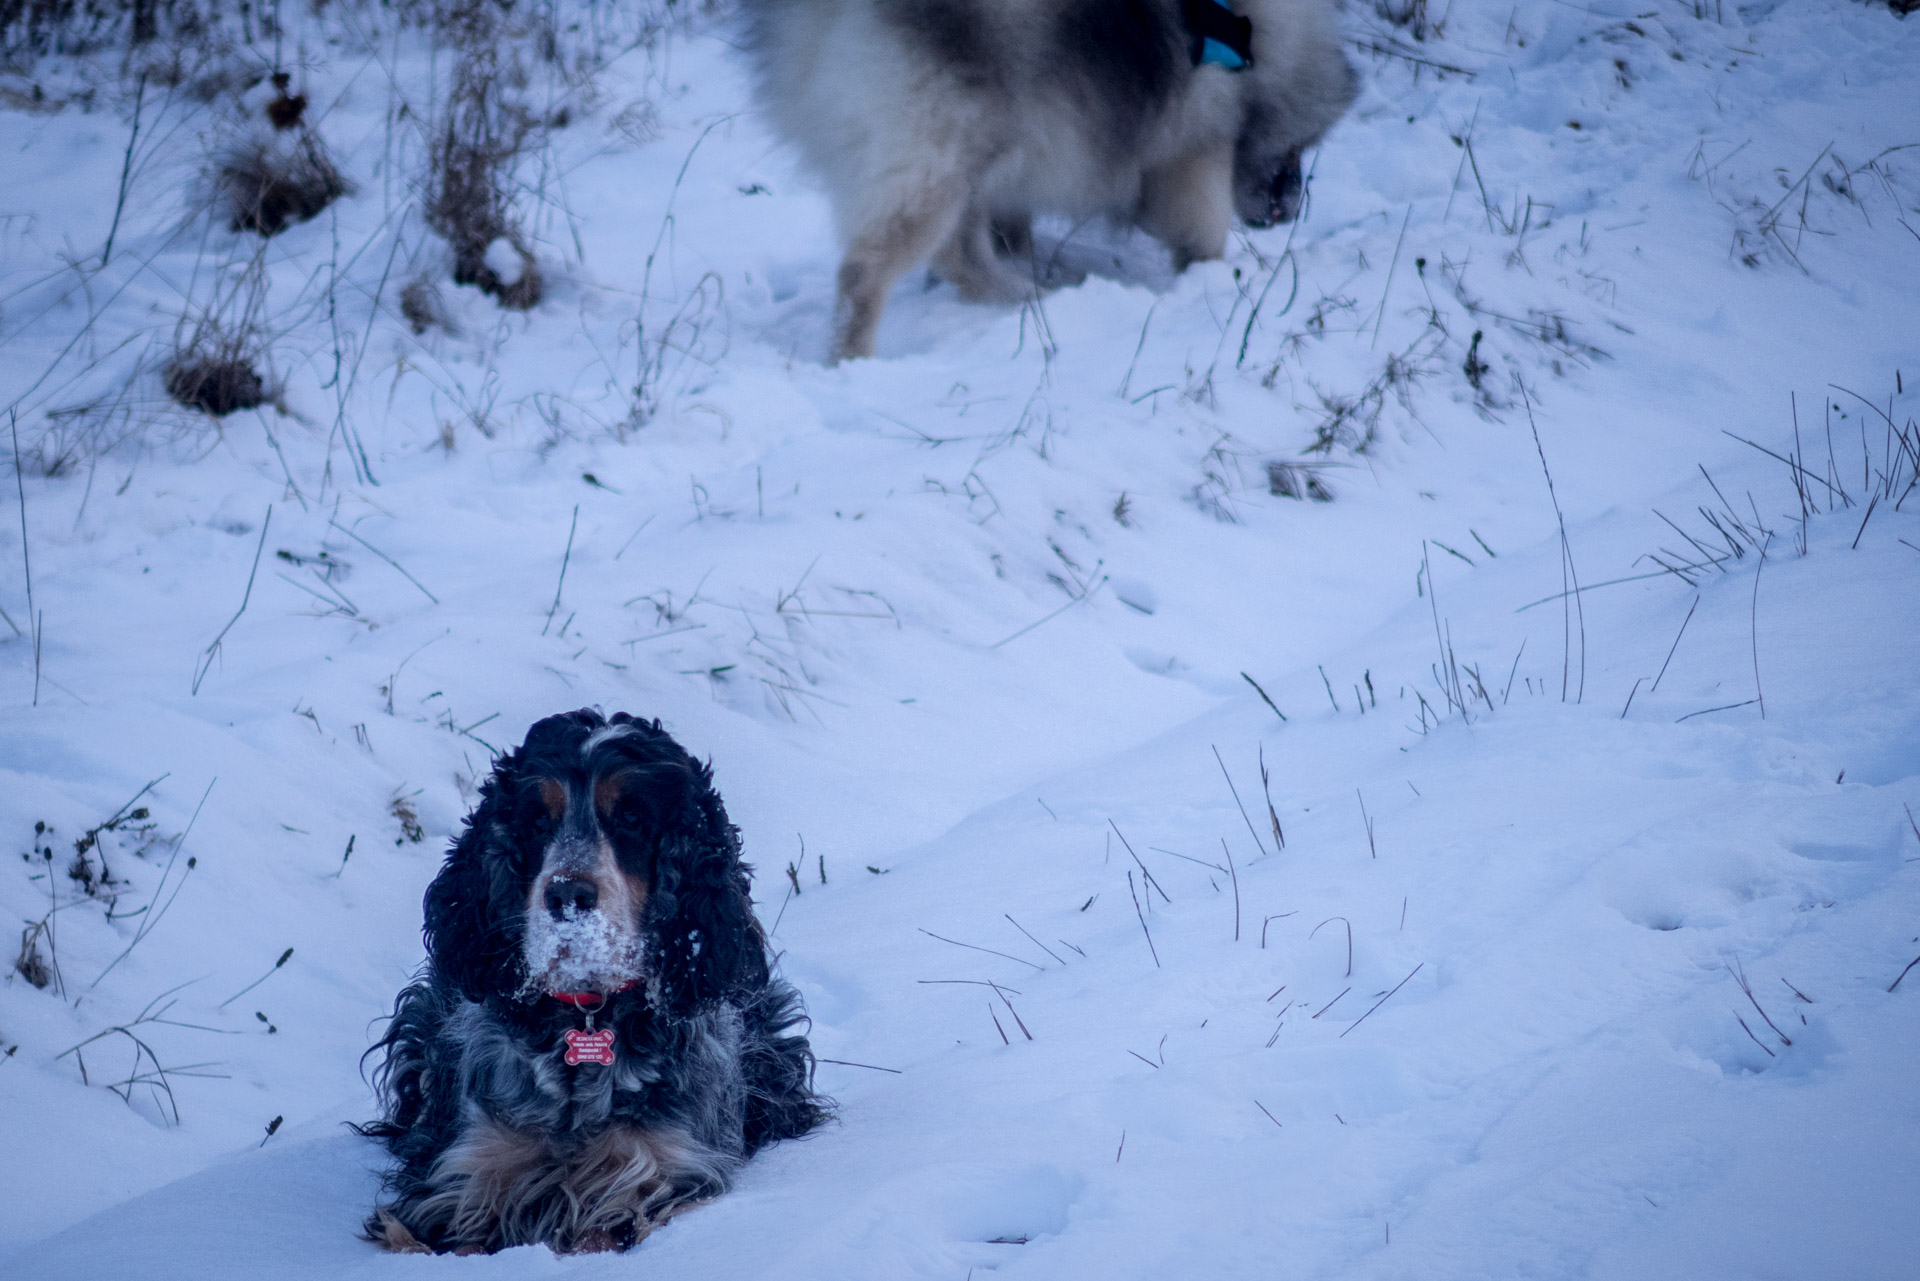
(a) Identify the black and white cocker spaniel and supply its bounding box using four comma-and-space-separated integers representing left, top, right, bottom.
360, 709, 829, 1254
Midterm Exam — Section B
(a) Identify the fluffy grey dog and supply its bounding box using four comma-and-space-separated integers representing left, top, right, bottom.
738, 0, 1357, 361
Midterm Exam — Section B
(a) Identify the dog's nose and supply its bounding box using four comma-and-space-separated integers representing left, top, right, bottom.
544, 877, 599, 918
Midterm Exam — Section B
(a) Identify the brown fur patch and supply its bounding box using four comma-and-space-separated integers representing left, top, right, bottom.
593, 773, 628, 823
538, 778, 567, 823
416, 1118, 710, 1252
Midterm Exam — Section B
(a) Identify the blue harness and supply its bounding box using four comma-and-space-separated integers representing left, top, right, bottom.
1180, 0, 1255, 71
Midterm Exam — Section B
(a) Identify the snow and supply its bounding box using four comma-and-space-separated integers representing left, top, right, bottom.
3, 0, 1918, 1277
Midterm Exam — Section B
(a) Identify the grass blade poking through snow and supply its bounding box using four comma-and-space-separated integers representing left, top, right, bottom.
1523, 383, 1585, 703
191, 507, 273, 696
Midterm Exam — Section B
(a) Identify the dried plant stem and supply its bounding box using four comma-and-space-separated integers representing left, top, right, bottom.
1310, 916, 1352, 977
1240, 671, 1287, 721
218, 947, 293, 1010
1650, 596, 1700, 694
1005, 914, 1065, 966
917, 928, 1045, 972
101, 74, 147, 268
1750, 535, 1770, 718
1523, 383, 1585, 702
1888, 955, 1920, 993
1221, 839, 1240, 942
95, 778, 216, 986
1341, 962, 1424, 1038
192, 507, 273, 696
1127, 870, 1160, 968
328, 519, 438, 604
542, 504, 579, 635
1258, 746, 1286, 851
817, 1057, 902, 1073
1109, 821, 1170, 904
12, 411, 39, 705
1211, 745, 1272, 858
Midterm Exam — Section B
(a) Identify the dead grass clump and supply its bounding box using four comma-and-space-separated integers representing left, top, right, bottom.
1267, 461, 1334, 502
389, 792, 425, 845
399, 275, 446, 334
164, 352, 266, 416
426, 31, 544, 310
163, 337, 267, 417
15, 919, 54, 988
262, 71, 304, 129
217, 133, 348, 236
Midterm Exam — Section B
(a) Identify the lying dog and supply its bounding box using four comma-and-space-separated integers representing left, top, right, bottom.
360, 710, 828, 1254
738, 0, 1357, 360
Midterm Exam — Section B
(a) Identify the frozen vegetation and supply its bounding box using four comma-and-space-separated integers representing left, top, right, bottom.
1, 0, 1917, 1276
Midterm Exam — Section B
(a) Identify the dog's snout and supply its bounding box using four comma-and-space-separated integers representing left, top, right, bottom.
1266, 159, 1304, 226
544, 876, 599, 918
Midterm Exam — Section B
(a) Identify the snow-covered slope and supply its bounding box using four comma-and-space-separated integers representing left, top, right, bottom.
3, 1, 1917, 1277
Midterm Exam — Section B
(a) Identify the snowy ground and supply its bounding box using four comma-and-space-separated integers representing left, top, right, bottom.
3, 0, 1918, 1276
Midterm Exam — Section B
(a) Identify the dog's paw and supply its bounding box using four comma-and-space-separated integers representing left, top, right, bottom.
366, 1208, 432, 1253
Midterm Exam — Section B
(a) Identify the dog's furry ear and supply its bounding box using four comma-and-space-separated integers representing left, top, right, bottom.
648, 759, 770, 1017
422, 754, 528, 1002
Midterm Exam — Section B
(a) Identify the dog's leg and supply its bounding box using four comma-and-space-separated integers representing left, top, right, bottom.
934, 206, 1036, 304
990, 214, 1033, 261
832, 178, 967, 362
1138, 145, 1236, 271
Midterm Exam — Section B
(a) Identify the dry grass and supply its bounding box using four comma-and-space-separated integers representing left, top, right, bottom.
215, 133, 348, 236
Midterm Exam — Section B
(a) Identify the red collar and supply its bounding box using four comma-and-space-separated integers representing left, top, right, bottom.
548, 982, 638, 1007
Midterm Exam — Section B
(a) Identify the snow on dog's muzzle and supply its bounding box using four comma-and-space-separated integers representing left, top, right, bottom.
524, 835, 647, 995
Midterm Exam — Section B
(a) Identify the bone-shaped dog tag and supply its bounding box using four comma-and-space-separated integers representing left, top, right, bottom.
564, 1027, 617, 1066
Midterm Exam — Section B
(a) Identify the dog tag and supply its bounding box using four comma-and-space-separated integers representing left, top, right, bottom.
564, 1027, 617, 1067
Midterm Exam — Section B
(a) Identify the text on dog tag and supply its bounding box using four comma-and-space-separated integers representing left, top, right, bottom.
564, 1027, 617, 1066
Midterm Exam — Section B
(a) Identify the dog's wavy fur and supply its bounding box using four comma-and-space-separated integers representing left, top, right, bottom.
738, 0, 1357, 360
358, 709, 828, 1254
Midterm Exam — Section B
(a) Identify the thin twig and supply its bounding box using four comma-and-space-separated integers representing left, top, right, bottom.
816, 1058, 902, 1073
1261, 913, 1296, 948
1258, 746, 1286, 851
1750, 535, 1770, 719
917, 928, 1045, 972
1004, 915, 1065, 966
1212, 745, 1271, 859
1340, 962, 1424, 1038
1371, 205, 1412, 350
989, 981, 1033, 1040
192, 508, 273, 695
1241, 671, 1287, 722
1310, 916, 1352, 977
1675, 699, 1759, 723
328, 519, 438, 604
1317, 665, 1341, 712
1734, 1013, 1776, 1058
95, 779, 216, 986
102, 73, 146, 268
1221, 839, 1240, 942
1650, 596, 1700, 694
218, 947, 293, 1010
1728, 957, 1790, 1045
12, 411, 39, 705
1127, 870, 1160, 968
542, 504, 579, 636
1523, 384, 1584, 702
1110, 822, 1171, 903
1889, 955, 1920, 993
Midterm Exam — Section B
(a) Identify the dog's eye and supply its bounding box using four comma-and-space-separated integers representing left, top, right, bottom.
611, 805, 644, 834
